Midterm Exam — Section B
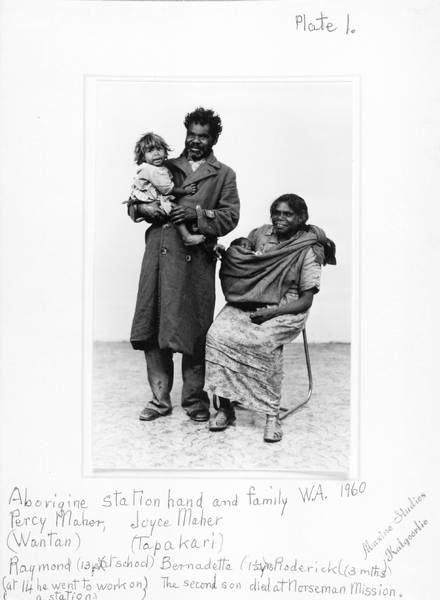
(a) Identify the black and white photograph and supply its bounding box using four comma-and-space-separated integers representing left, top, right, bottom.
1, 2, 439, 599
86, 77, 356, 474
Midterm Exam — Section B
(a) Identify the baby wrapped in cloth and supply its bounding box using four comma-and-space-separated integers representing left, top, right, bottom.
220, 225, 335, 307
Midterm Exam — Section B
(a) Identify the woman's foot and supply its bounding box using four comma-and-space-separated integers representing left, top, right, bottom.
209, 407, 236, 431
264, 415, 283, 443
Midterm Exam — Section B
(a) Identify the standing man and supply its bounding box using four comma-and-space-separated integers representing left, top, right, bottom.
128, 107, 240, 422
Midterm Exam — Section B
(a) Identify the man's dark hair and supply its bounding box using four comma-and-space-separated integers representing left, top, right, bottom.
270, 194, 309, 225
184, 107, 223, 141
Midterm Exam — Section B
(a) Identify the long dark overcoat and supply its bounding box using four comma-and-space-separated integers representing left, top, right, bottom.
129, 153, 240, 356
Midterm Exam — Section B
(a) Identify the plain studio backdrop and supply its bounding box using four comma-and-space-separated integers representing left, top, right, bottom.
91, 79, 353, 344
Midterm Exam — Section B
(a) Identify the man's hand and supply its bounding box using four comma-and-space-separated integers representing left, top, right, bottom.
136, 203, 168, 223
250, 307, 279, 325
169, 206, 197, 225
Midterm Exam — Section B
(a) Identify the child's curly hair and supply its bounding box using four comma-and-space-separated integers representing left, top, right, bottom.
134, 132, 172, 165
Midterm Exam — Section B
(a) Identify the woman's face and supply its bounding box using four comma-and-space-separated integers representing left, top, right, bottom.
271, 201, 303, 237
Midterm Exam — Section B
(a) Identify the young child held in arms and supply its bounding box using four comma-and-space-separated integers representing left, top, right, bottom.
129, 132, 205, 246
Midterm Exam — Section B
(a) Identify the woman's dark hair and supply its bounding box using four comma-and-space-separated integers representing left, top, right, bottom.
134, 132, 171, 165
184, 107, 223, 141
270, 194, 309, 225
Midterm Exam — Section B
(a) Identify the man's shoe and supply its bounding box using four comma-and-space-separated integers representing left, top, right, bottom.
263, 415, 283, 443
188, 409, 210, 422
209, 408, 236, 431
139, 407, 171, 421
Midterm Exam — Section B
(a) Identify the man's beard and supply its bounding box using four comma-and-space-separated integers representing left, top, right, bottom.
185, 143, 210, 160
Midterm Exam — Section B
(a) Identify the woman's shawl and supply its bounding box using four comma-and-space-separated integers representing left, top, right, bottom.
220, 225, 336, 306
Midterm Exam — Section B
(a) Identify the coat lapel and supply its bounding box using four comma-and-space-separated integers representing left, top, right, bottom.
168, 153, 221, 186
184, 161, 219, 185
167, 155, 193, 179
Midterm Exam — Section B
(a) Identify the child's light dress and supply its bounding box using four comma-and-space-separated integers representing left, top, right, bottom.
130, 162, 175, 214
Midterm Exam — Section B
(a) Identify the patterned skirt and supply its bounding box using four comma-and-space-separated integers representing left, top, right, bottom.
205, 304, 307, 416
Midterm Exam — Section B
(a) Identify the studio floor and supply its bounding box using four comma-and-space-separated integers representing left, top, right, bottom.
91, 342, 351, 475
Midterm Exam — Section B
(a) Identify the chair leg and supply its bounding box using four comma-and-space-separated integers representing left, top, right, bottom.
279, 328, 313, 420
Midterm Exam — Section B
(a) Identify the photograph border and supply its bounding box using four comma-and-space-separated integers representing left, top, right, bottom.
82, 74, 361, 480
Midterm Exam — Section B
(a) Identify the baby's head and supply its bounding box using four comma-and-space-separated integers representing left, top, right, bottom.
134, 132, 171, 167
230, 237, 254, 251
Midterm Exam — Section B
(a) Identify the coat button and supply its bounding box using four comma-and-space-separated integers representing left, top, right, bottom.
161, 247, 167, 255
185, 254, 192, 262
162, 223, 170, 229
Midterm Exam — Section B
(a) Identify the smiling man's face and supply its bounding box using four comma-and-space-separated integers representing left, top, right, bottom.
184, 122, 216, 160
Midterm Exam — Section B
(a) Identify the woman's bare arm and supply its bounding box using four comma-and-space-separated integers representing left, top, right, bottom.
250, 291, 315, 324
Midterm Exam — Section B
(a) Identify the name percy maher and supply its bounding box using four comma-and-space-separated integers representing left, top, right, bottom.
9, 509, 105, 534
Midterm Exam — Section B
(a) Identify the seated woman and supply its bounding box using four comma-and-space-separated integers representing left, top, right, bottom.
204, 194, 335, 443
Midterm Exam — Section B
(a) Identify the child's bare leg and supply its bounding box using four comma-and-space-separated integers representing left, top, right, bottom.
176, 223, 206, 246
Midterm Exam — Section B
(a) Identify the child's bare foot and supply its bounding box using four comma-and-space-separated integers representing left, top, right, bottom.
182, 234, 206, 246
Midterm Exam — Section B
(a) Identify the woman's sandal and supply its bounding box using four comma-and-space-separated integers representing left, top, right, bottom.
209, 408, 236, 431
264, 415, 283, 443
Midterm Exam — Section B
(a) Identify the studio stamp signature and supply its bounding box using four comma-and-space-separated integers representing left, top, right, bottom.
362, 493, 428, 563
